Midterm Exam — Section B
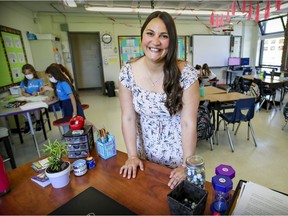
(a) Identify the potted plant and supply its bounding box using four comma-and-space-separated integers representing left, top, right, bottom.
42, 139, 71, 188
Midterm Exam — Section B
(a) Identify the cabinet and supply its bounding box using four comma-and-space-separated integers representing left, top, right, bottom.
29, 39, 64, 72
63, 125, 94, 158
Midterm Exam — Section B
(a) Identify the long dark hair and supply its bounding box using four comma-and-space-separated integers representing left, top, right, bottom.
21, 64, 39, 87
58, 64, 74, 84
141, 11, 183, 116
45, 64, 80, 102
202, 63, 212, 77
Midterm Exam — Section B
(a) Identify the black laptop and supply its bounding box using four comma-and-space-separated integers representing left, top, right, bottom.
50, 187, 135, 215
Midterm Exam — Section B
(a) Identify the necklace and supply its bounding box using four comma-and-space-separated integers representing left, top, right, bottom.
146, 70, 164, 87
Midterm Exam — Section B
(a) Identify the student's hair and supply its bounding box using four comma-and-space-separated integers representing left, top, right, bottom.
141, 11, 183, 116
21, 64, 39, 86
201, 63, 212, 77
58, 64, 74, 84
195, 64, 201, 70
45, 64, 80, 102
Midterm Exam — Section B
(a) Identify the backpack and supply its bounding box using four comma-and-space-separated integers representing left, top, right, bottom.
247, 82, 260, 101
197, 104, 214, 140
284, 102, 288, 120
230, 76, 243, 93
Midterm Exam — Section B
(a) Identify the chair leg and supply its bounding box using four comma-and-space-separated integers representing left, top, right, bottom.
3, 136, 17, 169
226, 124, 234, 152
209, 136, 214, 151
281, 120, 287, 130
248, 121, 257, 147
234, 122, 241, 135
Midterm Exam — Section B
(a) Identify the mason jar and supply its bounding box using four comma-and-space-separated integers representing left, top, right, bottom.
185, 155, 205, 189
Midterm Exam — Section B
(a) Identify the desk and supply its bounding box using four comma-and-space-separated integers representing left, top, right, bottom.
200, 86, 227, 102
0, 97, 59, 157
243, 75, 288, 104
0, 150, 215, 215
225, 69, 243, 85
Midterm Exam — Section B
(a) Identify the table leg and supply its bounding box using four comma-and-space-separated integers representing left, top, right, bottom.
26, 112, 41, 158
13, 115, 24, 144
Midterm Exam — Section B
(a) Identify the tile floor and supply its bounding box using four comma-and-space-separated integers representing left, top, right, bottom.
1, 89, 288, 194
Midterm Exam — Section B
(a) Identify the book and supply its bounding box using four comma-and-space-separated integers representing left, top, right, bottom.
31, 157, 49, 172
31, 172, 51, 187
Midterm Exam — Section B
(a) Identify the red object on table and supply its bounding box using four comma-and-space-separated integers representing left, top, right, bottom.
69, 116, 84, 130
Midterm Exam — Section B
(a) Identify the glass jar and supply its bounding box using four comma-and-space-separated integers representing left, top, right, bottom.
185, 155, 205, 189
210, 175, 233, 215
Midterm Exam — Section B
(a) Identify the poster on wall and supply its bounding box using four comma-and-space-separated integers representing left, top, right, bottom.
118, 36, 143, 68
118, 35, 187, 68
0, 25, 27, 88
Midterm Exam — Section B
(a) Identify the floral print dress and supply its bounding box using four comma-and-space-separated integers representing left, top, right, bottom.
119, 63, 198, 168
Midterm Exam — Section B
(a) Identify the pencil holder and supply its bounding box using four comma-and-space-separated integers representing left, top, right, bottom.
96, 134, 116, 160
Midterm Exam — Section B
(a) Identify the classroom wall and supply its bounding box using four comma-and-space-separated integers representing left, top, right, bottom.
0, 2, 259, 89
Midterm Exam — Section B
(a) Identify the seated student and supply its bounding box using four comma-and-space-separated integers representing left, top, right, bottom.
201, 63, 217, 86
20, 64, 45, 133
45, 63, 97, 133
195, 64, 202, 76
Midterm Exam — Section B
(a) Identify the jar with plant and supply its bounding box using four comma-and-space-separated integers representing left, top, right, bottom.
42, 139, 71, 188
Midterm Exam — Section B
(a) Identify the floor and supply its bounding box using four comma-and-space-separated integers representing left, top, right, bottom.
1, 89, 288, 194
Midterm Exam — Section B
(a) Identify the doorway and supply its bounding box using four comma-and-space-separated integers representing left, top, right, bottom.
69, 32, 104, 90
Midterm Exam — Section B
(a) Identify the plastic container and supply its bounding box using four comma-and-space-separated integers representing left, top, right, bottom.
210, 175, 233, 215
96, 134, 116, 159
168, 180, 208, 215
9, 86, 21, 95
215, 164, 235, 179
200, 84, 205, 97
186, 155, 205, 189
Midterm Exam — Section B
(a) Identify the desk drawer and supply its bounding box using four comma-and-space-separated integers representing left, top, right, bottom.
66, 143, 89, 151
68, 150, 89, 158
64, 136, 88, 144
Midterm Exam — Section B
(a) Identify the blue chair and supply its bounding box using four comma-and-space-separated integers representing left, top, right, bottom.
218, 98, 257, 152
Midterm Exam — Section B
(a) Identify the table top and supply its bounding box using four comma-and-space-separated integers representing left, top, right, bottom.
0, 95, 58, 117
0, 149, 215, 215
204, 86, 227, 95
243, 74, 288, 84
209, 92, 253, 103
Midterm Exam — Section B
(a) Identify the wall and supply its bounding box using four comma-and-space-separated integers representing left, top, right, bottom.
0, 2, 259, 89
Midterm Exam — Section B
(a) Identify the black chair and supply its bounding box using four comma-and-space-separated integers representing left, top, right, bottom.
253, 78, 276, 111
218, 98, 257, 152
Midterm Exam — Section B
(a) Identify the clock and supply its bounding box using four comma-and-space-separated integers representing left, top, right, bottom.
102, 33, 112, 44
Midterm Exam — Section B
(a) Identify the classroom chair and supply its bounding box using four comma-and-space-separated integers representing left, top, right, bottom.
0, 127, 16, 169
217, 98, 257, 152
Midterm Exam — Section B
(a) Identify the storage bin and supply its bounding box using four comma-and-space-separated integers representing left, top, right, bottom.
167, 180, 208, 215
96, 134, 116, 159
9, 86, 21, 95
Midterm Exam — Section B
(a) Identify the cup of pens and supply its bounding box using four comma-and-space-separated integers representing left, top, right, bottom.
96, 128, 117, 160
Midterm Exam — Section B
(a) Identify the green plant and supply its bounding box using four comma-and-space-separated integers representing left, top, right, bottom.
42, 139, 68, 172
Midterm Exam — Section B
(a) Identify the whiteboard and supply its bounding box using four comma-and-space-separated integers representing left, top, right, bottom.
192, 35, 231, 67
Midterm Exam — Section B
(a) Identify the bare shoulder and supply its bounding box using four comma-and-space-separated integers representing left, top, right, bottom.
177, 60, 187, 72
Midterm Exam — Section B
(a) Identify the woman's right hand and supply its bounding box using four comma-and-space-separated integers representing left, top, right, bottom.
119, 156, 144, 179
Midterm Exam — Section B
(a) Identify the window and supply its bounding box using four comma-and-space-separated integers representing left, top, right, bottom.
258, 15, 287, 67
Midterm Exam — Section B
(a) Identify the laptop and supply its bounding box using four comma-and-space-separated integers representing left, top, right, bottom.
50, 187, 135, 215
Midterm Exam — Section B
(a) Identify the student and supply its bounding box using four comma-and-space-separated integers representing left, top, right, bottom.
20, 64, 45, 133
58, 63, 74, 84
195, 64, 202, 76
45, 64, 96, 133
201, 63, 217, 81
118, 11, 199, 189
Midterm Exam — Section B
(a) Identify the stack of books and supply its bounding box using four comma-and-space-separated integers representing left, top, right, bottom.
31, 172, 50, 187
31, 157, 49, 172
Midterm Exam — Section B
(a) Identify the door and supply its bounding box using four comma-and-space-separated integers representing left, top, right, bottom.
69, 32, 103, 90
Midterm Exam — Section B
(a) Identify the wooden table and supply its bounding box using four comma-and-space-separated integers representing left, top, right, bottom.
0, 150, 215, 215
200, 86, 226, 102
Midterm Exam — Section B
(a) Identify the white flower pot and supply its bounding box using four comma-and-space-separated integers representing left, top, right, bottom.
45, 162, 71, 188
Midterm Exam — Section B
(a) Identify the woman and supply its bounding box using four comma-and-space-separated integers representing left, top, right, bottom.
119, 11, 199, 189
20, 64, 45, 133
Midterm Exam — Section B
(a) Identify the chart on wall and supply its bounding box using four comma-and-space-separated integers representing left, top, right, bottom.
118, 35, 187, 68
0, 25, 27, 88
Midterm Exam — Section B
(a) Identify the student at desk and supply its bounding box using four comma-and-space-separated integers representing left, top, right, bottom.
20, 64, 45, 133
201, 63, 217, 82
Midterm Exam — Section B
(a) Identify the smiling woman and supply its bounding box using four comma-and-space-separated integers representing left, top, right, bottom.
118, 11, 200, 190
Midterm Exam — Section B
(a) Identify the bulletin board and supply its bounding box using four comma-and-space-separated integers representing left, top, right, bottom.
0, 25, 27, 88
118, 35, 187, 68
118, 36, 143, 68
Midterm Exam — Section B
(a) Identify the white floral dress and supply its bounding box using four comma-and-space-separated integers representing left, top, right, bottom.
119, 63, 198, 168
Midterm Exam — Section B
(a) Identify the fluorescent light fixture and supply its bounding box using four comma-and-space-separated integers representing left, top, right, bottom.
85, 6, 244, 16
64, 0, 77, 8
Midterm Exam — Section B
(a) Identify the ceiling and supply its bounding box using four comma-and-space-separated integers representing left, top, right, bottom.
5, 0, 288, 20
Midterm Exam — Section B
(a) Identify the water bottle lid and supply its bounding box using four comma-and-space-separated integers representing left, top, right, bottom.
212, 175, 233, 192
215, 164, 235, 179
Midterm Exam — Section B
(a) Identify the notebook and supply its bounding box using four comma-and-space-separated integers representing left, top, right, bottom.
50, 186, 135, 215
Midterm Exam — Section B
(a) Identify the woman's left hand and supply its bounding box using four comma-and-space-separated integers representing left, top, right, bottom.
168, 166, 186, 189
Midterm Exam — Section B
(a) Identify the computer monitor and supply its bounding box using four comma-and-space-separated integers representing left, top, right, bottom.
228, 57, 241, 66
241, 57, 250, 66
